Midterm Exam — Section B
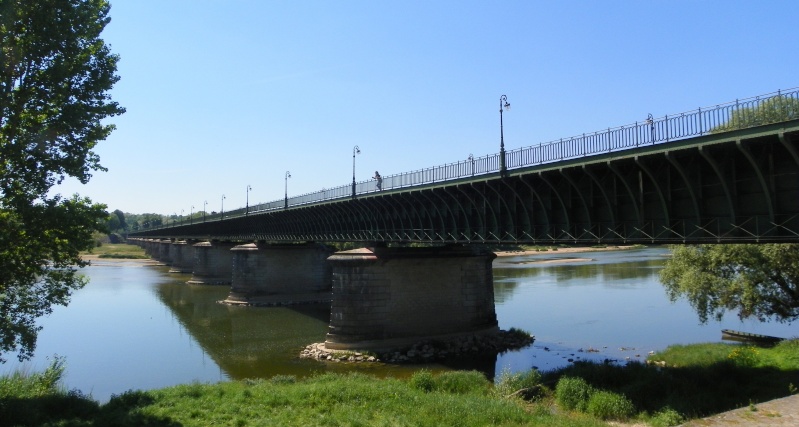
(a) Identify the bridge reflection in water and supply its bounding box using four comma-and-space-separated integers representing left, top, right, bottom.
154, 272, 496, 380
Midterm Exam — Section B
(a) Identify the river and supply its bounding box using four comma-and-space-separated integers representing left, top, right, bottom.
1, 247, 795, 402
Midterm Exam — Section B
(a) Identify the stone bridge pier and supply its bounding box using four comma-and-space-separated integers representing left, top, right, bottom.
324, 245, 498, 351
168, 240, 195, 273
156, 239, 173, 265
222, 242, 334, 306
187, 240, 237, 285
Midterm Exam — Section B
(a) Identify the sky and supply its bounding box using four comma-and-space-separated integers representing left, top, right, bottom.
52, 0, 799, 216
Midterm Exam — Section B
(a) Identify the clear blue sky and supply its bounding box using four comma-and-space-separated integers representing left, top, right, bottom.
53, 0, 799, 215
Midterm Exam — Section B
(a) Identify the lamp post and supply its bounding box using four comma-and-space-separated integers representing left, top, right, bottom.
499, 95, 510, 177
203, 200, 207, 222
246, 185, 252, 215
180, 209, 184, 225
190, 206, 194, 225
647, 113, 654, 144
351, 145, 361, 199
221, 194, 226, 219
284, 171, 291, 209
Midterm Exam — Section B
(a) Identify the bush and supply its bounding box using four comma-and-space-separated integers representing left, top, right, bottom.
650, 407, 684, 427
728, 346, 760, 367
555, 376, 594, 411
494, 368, 543, 399
409, 369, 435, 392
586, 390, 636, 420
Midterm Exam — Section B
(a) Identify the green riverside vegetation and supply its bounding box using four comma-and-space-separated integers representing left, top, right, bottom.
2, 340, 797, 426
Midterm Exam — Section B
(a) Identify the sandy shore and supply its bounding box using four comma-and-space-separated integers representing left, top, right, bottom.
493, 245, 643, 258
80, 254, 159, 265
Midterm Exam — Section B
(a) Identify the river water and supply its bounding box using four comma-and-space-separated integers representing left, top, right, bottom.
2, 247, 796, 402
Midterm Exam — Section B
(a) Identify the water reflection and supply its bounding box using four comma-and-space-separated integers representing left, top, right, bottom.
154, 279, 330, 378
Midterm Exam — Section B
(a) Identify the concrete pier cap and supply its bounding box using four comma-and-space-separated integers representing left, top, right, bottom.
324, 244, 499, 351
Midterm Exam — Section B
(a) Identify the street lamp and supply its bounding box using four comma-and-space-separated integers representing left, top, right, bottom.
180, 209, 184, 225
499, 95, 510, 177
203, 200, 207, 222
190, 205, 194, 225
352, 145, 360, 199
246, 184, 252, 215
221, 194, 226, 219
284, 171, 291, 209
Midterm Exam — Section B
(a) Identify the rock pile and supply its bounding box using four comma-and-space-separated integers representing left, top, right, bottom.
300, 329, 534, 364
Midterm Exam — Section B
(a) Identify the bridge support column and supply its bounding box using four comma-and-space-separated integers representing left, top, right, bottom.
168, 240, 195, 273
324, 245, 498, 351
188, 240, 237, 285
156, 239, 173, 265
223, 242, 334, 306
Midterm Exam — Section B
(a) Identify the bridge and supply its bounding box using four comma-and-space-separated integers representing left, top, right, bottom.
131, 88, 799, 245
127, 88, 799, 353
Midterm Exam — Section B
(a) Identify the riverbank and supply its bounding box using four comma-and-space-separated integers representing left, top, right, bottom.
5, 340, 798, 426
493, 244, 645, 258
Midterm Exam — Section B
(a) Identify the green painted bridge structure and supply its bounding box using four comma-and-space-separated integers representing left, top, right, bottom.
130, 89, 799, 245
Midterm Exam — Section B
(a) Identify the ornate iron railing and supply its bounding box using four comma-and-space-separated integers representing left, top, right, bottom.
154, 87, 799, 228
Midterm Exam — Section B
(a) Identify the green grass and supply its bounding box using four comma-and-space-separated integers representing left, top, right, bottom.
1, 367, 606, 427
543, 339, 799, 425
5, 340, 798, 426
82, 243, 149, 259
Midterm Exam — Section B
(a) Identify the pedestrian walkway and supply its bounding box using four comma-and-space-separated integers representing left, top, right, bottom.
680, 394, 799, 426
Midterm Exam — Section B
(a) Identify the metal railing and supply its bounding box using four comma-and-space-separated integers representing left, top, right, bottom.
150, 87, 799, 228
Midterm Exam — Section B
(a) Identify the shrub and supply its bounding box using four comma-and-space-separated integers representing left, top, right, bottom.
555, 376, 594, 411
494, 368, 543, 399
650, 407, 685, 427
586, 390, 636, 420
409, 369, 435, 392
728, 346, 760, 367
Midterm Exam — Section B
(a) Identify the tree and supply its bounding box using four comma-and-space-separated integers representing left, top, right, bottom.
112, 209, 126, 231
660, 244, 799, 324
712, 96, 799, 133
0, 0, 124, 362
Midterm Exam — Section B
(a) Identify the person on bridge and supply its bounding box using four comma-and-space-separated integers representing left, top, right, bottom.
374, 171, 382, 191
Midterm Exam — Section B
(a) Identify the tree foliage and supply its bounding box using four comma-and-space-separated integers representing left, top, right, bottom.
712, 96, 799, 133
660, 244, 799, 324
0, 0, 124, 362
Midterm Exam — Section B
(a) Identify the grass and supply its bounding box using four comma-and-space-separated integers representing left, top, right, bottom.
3, 340, 798, 426
543, 339, 799, 424
0, 368, 605, 427
82, 243, 149, 259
